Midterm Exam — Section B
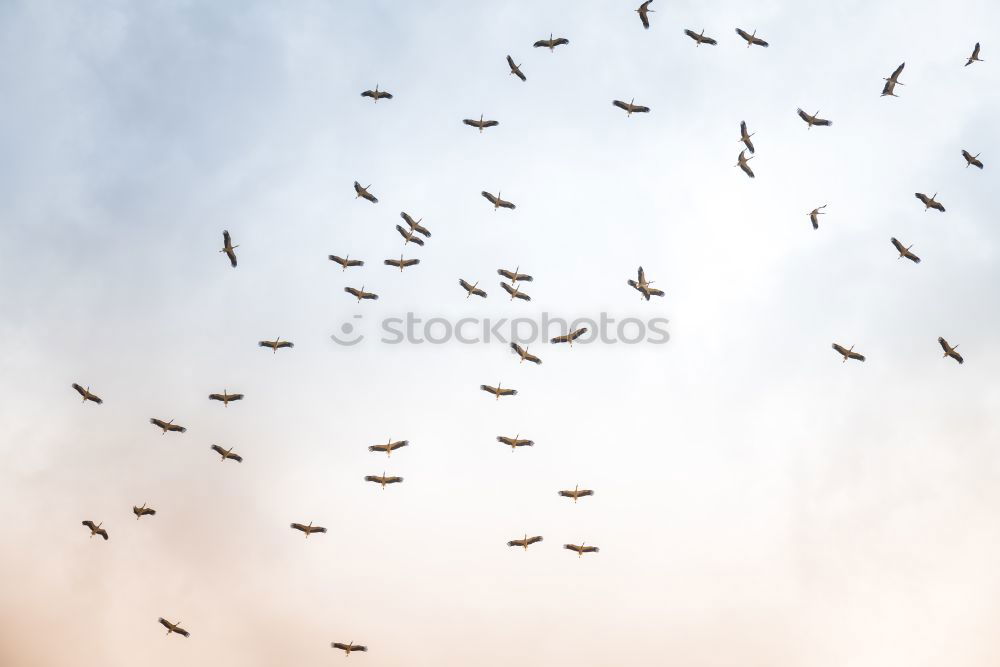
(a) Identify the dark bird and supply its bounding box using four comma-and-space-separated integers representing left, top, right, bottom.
965, 42, 983, 66
368, 438, 409, 457
915, 192, 945, 212
259, 338, 294, 353
510, 342, 542, 364
463, 114, 499, 133
482, 190, 516, 210
220, 230, 238, 268
210, 444, 243, 463
360, 84, 393, 102
563, 543, 600, 558
797, 108, 832, 128
82, 520, 108, 540
133, 503, 156, 520
881, 62, 905, 97
208, 390, 244, 407
501, 281, 531, 301
459, 278, 487, 298
506, 55, 526, 81
627, 267, 664, 300
739, 120, 755, 153
938, 337, 964, 364
497, 434, 534, 452
353, 181, 378, 203
384, 255, 420, 271
364, 472, 404, 489
558, 485, 594, 503
808, 204, 827, 230
400, 211, 431, 237
832, 343, 865, 363
612, 98, 650, 116
891, 237, 921, 263
329, 255, 364, 271
332, 642, 368, 656
735, 28, 769, 47
551, 327, 588, 346
158, 618, 189, 637
345, 286, 379, 302
72, 383, 103, 405
395, 224, 425, 246
498, 266, 532, 283
290, 521, 327, 537
481, 382, 517, 400
636, 1, 655, 29
684, 29, 717, 46
736, 149, 755, 178
507, 534, 543, 550
962, 150, 984, 169
150, 418, 186, 434
533, 34, 569, 51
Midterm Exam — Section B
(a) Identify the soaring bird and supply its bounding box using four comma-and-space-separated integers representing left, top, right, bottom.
684, 29, 717, 46
384, 255, 420, 271
259, 338, 294, 353
395, 224, 425, 246
497, 434, 534, 452
400, 211, 431, 237
808, 204, 827, 230
891, 237, 921, 264
510, 342, 542, 364
832, 343, 865, 363
736, 149, 755, 178
368, 438, 409, 457
551, 327, 588, 346
220, 230, 238, 268
533, 34, 569, 51
150, 418, 186, 434
210, 444, 243, 463
627, 267, 664, 300
914, 192, 945, 212
501, 281, 531, 301
962, 150, 984, 169
612, 98, 650, 116
329, 255, 364, 271
459, 278, 487, 298
563, 543, 600, 558
735, 28, 769, 47
360, 85, 393, 102
208, 390, 244, 407
353, 181, 378, 203
881, 62, 905, 97
506, 55, 526, 81
938, 337, 964, 364
507, 534, 543, 550
133, 503, 156, 520
498, 266, 533, 283
332, 642, 368, 656
481, 382, 517, 400
290, 521, 327, 537
345, 286, 379, 302
965, 42, 983, 66
463, 114, 499, 133
364, 473, 404, 489
82, 520, 108, 540
72, 383, 103, 405
739, 121, 755, 154
797, 108, 833, 128
558, 485, 595, 503
482, 190, 516, 210
158, 618, 189, 637
636, 1, 654, 29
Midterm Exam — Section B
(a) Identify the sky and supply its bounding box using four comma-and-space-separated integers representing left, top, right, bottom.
1, 0, 999, 665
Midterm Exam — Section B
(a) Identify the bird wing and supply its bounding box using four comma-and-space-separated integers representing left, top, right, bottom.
158, 618, 171, 629
208, 394, 225, 402
150, 418, 166, 428
463, 119, 480, 127
633, 105, 650, 113
627, 279, 639, 289
395, 224, 409, 238
83, 520, 97, 530
832, 344, 848, 356
647, 288, 665, 297
579, 489, 594, 496
364, 475, 381, 483
753, 36, 769, 47
174, 627, 189, 637
229, 452, 243, 462
553, 38, 569, 46
459, 279, 474, 291
211, 444, 227, 456
703, 35, 718, 45
409, 235, 425, 246
345, 287, 361, 298
386, 476, 403, 483
891, 237, 905, 253
482, 120, 499, 128
952, 351, 964, 364
937, 337, 950, 353
223, 229, 231, 246
533, 39, 550, 48
258, 340, 274, 348
814, 117, 832, 126
891, 62, 905, 79
525, 353, 542, 364
637, 266, 646, 284
290, 523, 308, 532
514, 291, 531, 301
170, 424, 187, 432
481, 191, 498, 204
526, 536, 543, 544
498, 388, 518, 396
72, 382, 86, 397
388, 440, 409, 450
480, 385, 497, 393
332, 643, 351, 651
361, 90, 374, 98
736, 28, 752, 41
797, 108, 810, 122
499, 198, 515, 209
740, 161, 754, 178
684, 29, 699, 40
571, 327, 589, 339
400, 259, 419, 267
506, 54, 516, 69
384, 259, 401, 267
400, 211, 416, 226
582, 546, 600, 553
501, 282, 515, 295
744, 135, 755, 153
276, 341, 294, 348
915, 193, 929, 205
849, 351, 866, 361
639, 8, 650, 29
612, 100, 629, 111
507, 539, 525, 546
497, 436, 514, 445
510, 342, 525, 356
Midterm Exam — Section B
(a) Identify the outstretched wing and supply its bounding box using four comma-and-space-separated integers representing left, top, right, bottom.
890, 237, 905, 254
797, 108, 810, 123
501, 282, 515, 296
612, 100, 629, 111
463, 119, 480, 127
526, 535, 543, 545
684, 29, 699, 40
210, 444, 227, 457
482, 120, 499, 128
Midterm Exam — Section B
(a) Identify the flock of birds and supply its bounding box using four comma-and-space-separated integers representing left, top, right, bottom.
69, 3, 985, 657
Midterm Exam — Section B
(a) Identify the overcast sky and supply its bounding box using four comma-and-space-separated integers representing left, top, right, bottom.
1, 1, 999, 665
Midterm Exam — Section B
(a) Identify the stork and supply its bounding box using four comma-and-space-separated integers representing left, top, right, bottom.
627, 266, 664, 300
364, 472, 404, 489
497, 434, 534, 452
384, 255, 420, 272
736, 149, 755, 178
506, 55, 526, 81
400, 211, 431, 237
832, 343, 865, 363
259, 337, 294, 353
797, 108, 833, 128
636, 1, 654, 29
210, 444, 243, 463
501, 281, 531, 301
938, 337, 964, 364
482, 190, 516, 210
345, 286, 379, 302
881, 62, 905, 97
498, 266, 533, 283
533, 34, 569, 51
329, 255, 364, 271
563, 543, 600, 558
332, 641, 368, 656
683, 29, 717, 46
558, 485, 595, 503
738, 121, 755, 154
965, 42, 983, 66
459, 279, 487, 298
480, 382, 517, 400
353, 181, 378, 203
133, 503, 156, 519
368, 438, 409, 457
220, 230, 238, 268
82, 520, 108, 540
507, 534, 543, 550
890, 237, 921, 263
962, 150, 984, 169
72, 383, 103, 404
462, 114, 499, 133
914, 192, 945, 212
550, 327, 588, 346
808, 204, 827, 230
158, 618, 189, 637
150, 418, 187, 434
395, 224, 425, 246
510, 342, 542, 364
360, 84, 393, 102
612, 98, 650, 116
208, 389, 244, 406
290, 521, 327, 537
735, 28, 769, 48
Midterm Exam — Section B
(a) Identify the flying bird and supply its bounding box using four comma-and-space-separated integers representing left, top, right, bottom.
400, 211, 431, 237
612, 98, 650, 116
506, 55, 526, 81
915, 192, 945, 212
459, 279, 487, 298
501, 281, 531, 301
82, 520, 108, 540
735, 28, 769, 47
891, 237, 921, 264
684, 29, 717, 46
360, 85, 392, 102
72, 383, 103, 404
507, 534, 543, 550
345, 286, 379, 302
259, 338, 294, 353
482, 190, 515, 210
533, 34, 569, 51
395, 224, 425, 246
150, 418, 186, 434
965, 42, 983, 66
368, 438, 409, 457
962, 150, 984, 169
463, 114, 499, 133
384, 255, 420, 271
797, 108, 832, 128
551, 327, 588, 346
158, 618, 189, 637
510, 342, 542, 364
329, 255, 364, 271
481, 382, 517, 400
808, 204, 827, 230
735, 149, 755, 178
558, 485, 595, 503
210, 444, 243, 463
290, 521, 327, 537
353, 181, 378, 203
938, 337, 963, 364
364, 473, 404, 489
497, 266, 532, 283
832, 343, 865, 363
627, 267, 664, 300
133, 503, 156, 520
636, 1, 654, 29
881, 62, 905, 96
563, 543, 600, 558
332, 642, 368, 656
739, 121, 755, 153
220, 230, 238, 268
497, 434, 534, 452
208, 390, 244, 407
